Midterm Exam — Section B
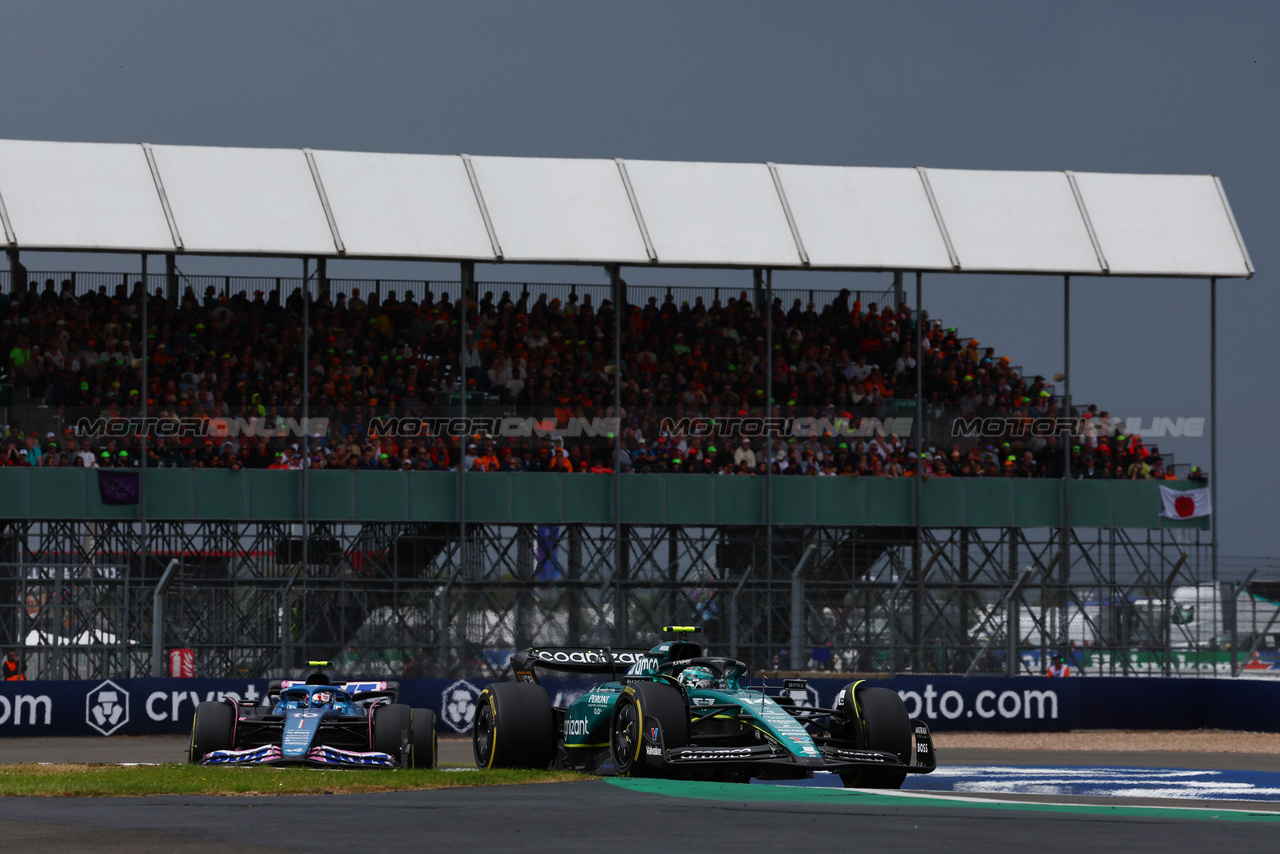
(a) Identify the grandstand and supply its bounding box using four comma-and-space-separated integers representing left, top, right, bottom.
0, 139, 1264, 682
0, 269, 1187, 479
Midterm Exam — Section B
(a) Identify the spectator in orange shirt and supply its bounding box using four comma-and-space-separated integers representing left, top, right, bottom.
473, 445, 500, 472
547, 446, 573, 473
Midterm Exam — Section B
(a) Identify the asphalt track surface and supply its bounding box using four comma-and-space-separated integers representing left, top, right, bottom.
1, 737, 1278, 853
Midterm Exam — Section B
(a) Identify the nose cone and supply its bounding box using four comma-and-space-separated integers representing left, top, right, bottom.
282, 711, 319, 757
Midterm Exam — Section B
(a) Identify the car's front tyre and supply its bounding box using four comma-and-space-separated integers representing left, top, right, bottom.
835, 684, 912, 789
410, 707, 438, 768
373, 703, 413, 760
472, 683, 556, 769
610, 682, 688, 778
188, 700, 235, 763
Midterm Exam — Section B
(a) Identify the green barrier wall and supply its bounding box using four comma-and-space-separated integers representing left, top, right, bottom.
0, 469, 1209, 528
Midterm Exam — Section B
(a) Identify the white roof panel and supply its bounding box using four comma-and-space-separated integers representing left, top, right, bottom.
924, 169, 1102, 274
310, 150, 494, 260
623, 160, 801, 266
469, 156, 649, 264
1072, 172, 1251, 277
149, 145, 336, 255
0, 140, 174, 252
774, 164, 953, 270
0, 138, 1253, 276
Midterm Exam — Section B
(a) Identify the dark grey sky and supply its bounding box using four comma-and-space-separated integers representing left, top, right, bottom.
2, 1, 1276, 557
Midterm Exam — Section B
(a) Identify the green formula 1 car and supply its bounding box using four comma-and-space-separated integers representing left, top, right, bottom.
473, 628, 935, 787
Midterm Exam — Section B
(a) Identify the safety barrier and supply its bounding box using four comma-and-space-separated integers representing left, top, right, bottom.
0, 675, 1277, 738
0, 468, 1210, 528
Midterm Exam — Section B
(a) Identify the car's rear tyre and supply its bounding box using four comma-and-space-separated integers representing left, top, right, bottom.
611, 682, 688, 778
472, 683, 557, 769
373, 703, 413, 759
410, 708, 438, 768
188, 701, 235, 763
838, 685, 911, 789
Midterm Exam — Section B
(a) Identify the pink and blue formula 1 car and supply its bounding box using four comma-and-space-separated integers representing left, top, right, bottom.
188, 668, 436, 769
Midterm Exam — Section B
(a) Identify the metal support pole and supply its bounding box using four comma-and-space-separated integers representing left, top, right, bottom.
790, 545, 817, 670
162, 253, 175, 303
1007, 530, 1019, 677
279, 258, 313, 673
5, 249, 26, 294
913, 273, 924, 671
52, 565, 64, 679
765, 269, 773, 598
459, 261, 473, 585
301, 257, 311, 663
1162, 553, 1188, 676
140, 254, 149, 593
1061, 274, 1071, 657
608, 264, 625, 645
165, 253, 177, 302
1210, 278, 1218, 588
729, 567, 753, 660
151, 559, 180, 677
752, 268, 764, 314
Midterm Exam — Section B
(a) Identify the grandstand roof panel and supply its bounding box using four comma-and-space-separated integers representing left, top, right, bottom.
0, 139, 1254, 277
1072, 172, 1253, 277
0, 140, 175, 252
309, 150, 495, 260
622, 160, 803, 266
148, 145, 338, 256
773, 164, 954, 270
468, 156, 651, 264
924, 168, 1103, 274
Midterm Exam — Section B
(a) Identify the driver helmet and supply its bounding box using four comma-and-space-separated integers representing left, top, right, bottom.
310, 690, 332, 708
679, 666, 717, 690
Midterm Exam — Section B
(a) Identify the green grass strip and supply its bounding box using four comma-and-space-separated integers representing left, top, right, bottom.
606, 778, 1280, 823
0, 764, 584, 797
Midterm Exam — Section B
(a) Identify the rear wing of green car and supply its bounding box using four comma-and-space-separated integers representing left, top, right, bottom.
509, 647, 656, 683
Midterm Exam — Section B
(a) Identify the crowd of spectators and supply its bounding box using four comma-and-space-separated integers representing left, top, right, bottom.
0, 276, 1197, 481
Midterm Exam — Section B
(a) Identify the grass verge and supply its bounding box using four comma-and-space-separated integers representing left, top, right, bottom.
0, 764, 585, 797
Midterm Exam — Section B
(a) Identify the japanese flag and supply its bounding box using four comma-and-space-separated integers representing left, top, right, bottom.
1159, 486, 1211, 519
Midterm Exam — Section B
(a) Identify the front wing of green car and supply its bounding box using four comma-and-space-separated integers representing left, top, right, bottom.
637, 688, 936, 777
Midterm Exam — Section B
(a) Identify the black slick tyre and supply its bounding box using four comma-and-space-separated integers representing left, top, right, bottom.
373, 703, 413, 759
472, 683, 557, 769
840, 685, 911, 789
410, 707, 438, 768
188, 700, 234, 763
610, 681, 688, 778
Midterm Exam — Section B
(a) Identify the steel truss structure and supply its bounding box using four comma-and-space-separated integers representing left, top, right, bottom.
3, 517, 1243, 683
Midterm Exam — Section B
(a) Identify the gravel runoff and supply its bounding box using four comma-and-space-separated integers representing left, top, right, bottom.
933, 730, 1280, 753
